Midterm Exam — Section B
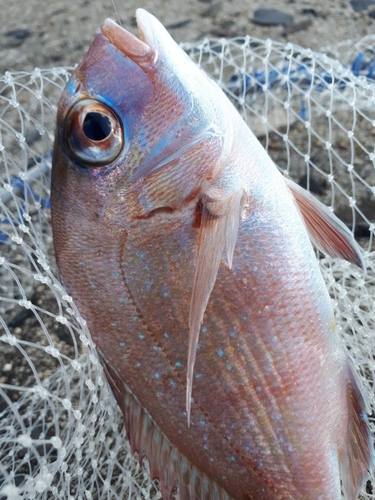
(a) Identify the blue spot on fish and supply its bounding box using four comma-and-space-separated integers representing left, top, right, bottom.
258, 461, 263, 468
139, 252, 145, 259
133, 315, 138, 321
230, 331, 236, 337
195, 373, 202, 379
217, 349, 224, 357
120, 296, 126, 303
256, 386, 262, 392
111, 322, 117, 327
113, 272, 119, 278
136, 362, 141, 367
145, 281, 152, 291
164, 332, 169, 338
175, 361, 181, 367
119, 342, 125, 347
227, 364, 232, 371
202, 326, 207, 333
169, 380, 176, 386
210, 457, 214, 462
163, 291, 169, 297
200, 420, 206, 426
231, 456, 236, 462
155, 372, 160, 379
138, 333, 144, 339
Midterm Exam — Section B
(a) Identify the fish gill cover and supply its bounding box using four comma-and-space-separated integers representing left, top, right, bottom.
0, 33, 375, 499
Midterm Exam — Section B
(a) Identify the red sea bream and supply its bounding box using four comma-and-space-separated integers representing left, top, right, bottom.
51, 9, 374, 499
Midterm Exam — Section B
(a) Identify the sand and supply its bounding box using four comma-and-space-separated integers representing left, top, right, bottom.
1, 0, 375, 76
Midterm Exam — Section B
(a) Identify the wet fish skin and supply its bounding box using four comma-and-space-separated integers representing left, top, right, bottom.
51, 10, 373, 500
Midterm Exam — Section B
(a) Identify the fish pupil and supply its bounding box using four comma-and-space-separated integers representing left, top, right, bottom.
83, 112, 112, 141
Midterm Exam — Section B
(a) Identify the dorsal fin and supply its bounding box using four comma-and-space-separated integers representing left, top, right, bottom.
340, 361, 375, 500
187, 190, 243, 425
285, 178, 364, 269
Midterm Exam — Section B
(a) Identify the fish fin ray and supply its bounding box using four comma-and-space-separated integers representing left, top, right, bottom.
340, 361, 375, 500
100, 356, 231, 500
285, 178, 364, 269
187, 192, 242, 425
224, 190, 243, 269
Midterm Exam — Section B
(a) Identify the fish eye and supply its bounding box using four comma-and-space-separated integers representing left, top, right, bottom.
65, 99, 123, 166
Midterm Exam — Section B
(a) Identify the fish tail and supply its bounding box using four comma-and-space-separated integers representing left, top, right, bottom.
340, 361, 374, 500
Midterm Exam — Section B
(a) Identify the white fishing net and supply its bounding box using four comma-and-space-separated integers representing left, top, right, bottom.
0, 33, 374, 500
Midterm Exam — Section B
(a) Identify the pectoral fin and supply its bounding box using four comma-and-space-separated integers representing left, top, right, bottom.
187, 190, 243, 425
285, 178, 364, 269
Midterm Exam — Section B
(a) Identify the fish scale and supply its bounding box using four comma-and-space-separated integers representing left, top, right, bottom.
51, 9, 374, 499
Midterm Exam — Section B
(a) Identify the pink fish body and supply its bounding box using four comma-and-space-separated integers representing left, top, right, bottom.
51, 10, 374, 499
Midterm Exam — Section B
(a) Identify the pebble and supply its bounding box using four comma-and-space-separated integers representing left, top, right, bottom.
298, 174, 326, 195
25, 130, 40, 146
352, 223, 371, 238
202, 3, 222, 18
301, 8, 319, 17
253, 9, 293, 26
282, 19, 313, 36
5, 28, 32, 40
350, 0, 375, 12
165, 19, 192, 30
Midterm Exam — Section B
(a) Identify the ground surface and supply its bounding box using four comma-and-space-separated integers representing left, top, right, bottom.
1, 0, 375, 75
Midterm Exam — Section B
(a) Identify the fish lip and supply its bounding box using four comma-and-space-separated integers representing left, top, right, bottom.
100, 17, 157, 68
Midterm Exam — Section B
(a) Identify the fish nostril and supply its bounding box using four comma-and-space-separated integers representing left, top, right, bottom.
83, 112, 112, 142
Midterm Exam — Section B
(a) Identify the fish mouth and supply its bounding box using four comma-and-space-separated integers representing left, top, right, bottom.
101, 10, 158, 68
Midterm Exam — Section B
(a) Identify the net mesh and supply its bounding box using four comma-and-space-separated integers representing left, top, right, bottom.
0, 34, 374, 500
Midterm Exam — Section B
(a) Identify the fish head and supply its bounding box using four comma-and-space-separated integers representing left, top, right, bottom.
52, 9, 231, 242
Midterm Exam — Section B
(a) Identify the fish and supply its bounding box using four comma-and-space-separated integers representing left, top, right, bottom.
51, 9, 374, 499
